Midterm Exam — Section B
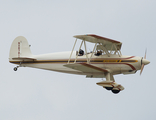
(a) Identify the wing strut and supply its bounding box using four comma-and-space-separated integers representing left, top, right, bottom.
68, 38, 97, 64
113, 44, 122, 57
68, 39, 77, 64
96, 43, 122, 57
74, 40, 83, 63
84, 40, 89, 63
102, 44, 110, 57
89, 42, 97, 63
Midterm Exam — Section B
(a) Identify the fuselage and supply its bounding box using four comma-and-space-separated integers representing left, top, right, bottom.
9, 51, 142, 76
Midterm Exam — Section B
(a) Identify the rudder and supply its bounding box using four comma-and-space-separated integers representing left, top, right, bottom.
9, 36, 32, 60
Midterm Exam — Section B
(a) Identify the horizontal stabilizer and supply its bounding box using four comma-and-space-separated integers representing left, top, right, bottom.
96, 81, 124, 91
12, 57, 36, 60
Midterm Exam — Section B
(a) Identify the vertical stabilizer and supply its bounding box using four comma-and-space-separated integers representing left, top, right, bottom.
9, 36, 33, 60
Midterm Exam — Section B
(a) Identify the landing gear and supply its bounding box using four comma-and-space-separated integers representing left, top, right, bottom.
96, 73, 124, 94
104, 87, 113, 90
104, 87, 120, 94
13, 62, 22, 71
14, 67, 18, 71
111, 90, 120, 94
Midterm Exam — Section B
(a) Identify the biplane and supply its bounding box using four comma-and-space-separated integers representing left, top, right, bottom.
9, 34, 150, 94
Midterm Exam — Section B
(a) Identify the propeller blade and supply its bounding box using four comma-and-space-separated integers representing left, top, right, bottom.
140, 49, 149, 75
144, 49, 147, 59
140, 64, 144, 75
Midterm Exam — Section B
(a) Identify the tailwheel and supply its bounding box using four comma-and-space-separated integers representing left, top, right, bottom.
13, 63, 21, 71
13, 67, 18, 71
112, 89, 120, 94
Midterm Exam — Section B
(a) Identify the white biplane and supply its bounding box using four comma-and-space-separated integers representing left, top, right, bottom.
9, 34, 150, 94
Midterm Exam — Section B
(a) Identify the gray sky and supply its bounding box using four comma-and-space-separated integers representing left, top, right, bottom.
0, 0, 156, 120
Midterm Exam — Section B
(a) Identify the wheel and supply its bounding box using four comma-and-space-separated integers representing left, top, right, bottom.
14, 67, 17, 71
105, 87, 113, 90
112, 90, 120, 94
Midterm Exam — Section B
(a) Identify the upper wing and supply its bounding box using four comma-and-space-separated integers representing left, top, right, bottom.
74, 34, 122, 50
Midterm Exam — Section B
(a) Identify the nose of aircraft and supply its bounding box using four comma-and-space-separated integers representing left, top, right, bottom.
142, 59, 150, 65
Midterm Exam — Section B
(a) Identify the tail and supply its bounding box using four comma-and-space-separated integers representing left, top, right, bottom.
9, 36, 34, 61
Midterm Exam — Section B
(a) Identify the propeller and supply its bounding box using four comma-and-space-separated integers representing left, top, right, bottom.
140, 49, 150, 75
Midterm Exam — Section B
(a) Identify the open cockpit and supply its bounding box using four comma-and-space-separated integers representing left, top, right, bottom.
68, 34, 122, 64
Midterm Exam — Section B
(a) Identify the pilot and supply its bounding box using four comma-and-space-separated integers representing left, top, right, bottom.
96, 50, 102, 56
79, 49, 84, 56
